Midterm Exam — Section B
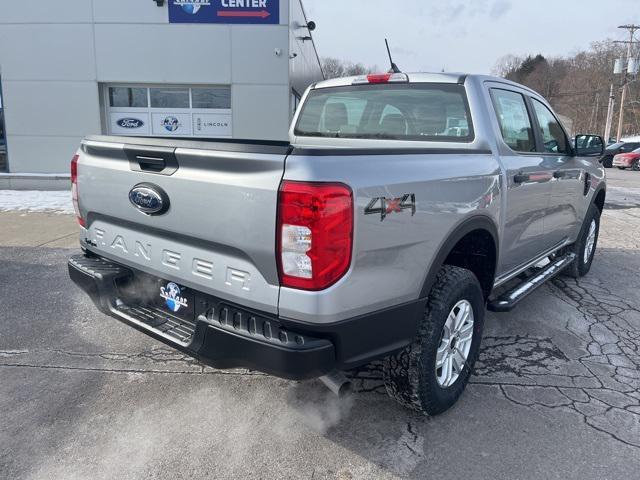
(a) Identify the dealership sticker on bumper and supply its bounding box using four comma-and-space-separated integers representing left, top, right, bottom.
160, 282, 190, 313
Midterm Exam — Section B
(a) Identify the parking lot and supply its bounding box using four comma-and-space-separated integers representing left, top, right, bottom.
1, 168, 639, 480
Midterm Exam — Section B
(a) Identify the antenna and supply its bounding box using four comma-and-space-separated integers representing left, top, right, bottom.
385, 39, 401, 73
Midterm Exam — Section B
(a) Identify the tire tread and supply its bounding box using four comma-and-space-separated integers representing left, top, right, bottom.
383, 265, 483, 415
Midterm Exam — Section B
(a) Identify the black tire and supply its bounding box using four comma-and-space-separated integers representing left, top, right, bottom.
632, 159, 640, 172
383, 265, 485, 416
564, 204, 600, 278
602, 156, 613, 168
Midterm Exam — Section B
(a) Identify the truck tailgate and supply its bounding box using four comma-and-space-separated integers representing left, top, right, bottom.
76, 136, 289, 314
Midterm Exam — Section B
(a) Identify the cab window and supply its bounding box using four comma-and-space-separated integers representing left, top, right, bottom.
490, 89, 535, 152
531, 99, 569, 154
295, 83, 474, 142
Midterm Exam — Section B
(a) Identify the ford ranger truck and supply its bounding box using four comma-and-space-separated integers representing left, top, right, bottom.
68, 73, 606, 415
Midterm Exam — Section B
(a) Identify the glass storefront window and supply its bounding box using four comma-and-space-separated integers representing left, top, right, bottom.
150, 88, 190, 108
106, 85, 233, 138
108, 87, 148, 108
191, 88, 231, 109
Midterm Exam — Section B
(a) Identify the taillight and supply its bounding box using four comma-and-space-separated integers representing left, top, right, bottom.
352, 72, 409, 85
71, 154, 85, 227
277, 181, 353, 290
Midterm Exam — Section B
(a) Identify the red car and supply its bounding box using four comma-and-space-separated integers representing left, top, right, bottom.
613, 147, 640, 170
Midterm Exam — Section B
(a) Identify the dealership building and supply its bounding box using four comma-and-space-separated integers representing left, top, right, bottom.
0, 0, 322, 189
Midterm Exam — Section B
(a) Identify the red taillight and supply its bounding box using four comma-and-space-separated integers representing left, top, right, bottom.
367, 73, 393, 83
352, 73, 409, 85
277, 181, 353, 290
71, 154, 85, 227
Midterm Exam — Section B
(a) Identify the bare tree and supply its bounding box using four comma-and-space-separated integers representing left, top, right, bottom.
321, 57, 378, 79
491, 54, 524, 78
493, 40, 638, 137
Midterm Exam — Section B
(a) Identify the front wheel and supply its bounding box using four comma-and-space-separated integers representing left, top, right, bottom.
565, 204, 601, 278
383, 265, 485, 415
632, 159, 640, 171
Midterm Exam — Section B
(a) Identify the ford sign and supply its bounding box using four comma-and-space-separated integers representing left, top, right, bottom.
117, 118, 145, 129
128, 183, 170, 215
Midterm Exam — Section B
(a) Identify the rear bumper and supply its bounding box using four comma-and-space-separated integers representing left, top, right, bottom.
68, 253, 423, 380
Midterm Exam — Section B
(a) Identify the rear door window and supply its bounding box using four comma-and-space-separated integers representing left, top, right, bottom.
295, 83, 474, 142
490, 89, 535, 153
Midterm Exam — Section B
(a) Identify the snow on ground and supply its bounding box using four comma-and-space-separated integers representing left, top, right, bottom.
0, 190, 74, 214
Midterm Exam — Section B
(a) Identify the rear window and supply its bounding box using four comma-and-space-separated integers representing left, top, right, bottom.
294, 83, 474, 142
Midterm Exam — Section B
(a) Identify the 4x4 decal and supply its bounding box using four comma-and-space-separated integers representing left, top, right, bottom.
365, 194, 416, 221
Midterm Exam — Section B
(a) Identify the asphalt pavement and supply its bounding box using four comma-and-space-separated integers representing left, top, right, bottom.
1, 169, 639, 479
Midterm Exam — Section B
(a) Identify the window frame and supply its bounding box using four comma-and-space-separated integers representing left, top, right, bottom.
528, 96, 571, 156
489, 87, 537, 154
293, 83, 476, 143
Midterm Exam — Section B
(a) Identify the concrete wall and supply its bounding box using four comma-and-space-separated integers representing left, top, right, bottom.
0, 0, 322, 175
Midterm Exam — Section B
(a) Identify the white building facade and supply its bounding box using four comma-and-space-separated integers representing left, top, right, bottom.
0, 0, 322, 188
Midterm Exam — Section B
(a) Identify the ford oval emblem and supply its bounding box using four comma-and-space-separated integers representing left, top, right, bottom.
129, 183, 170, 215
117, 118, 145, 129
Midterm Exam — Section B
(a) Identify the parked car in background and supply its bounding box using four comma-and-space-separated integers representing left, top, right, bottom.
613, 147, 640, 170
600, 141, 640, 167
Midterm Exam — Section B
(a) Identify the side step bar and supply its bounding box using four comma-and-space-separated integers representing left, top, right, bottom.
487, 252, 576, 312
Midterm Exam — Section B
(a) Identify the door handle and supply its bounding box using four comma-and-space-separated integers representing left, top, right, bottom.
553, 170, 566, 179
514, 173, 530, 184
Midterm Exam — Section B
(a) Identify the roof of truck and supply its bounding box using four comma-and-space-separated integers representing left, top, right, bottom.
312, 72, 539, 95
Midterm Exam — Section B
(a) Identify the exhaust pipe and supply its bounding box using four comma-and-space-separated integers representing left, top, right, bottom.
319, 371, 352, 397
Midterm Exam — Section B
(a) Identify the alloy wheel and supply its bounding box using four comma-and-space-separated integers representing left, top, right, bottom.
584, 219, 597, 264
436, 300, 474, 388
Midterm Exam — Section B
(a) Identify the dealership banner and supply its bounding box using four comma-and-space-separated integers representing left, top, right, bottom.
169, 0, 279, 24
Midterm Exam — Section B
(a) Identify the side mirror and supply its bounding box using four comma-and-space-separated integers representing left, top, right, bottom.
574, 134, 604, 157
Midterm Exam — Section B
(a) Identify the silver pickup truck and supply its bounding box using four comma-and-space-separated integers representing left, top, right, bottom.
69, 72, 606, 415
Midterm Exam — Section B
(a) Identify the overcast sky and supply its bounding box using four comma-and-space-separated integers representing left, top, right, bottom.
304, 0, 640, 74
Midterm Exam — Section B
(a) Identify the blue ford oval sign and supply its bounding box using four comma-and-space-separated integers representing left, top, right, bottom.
129, 184, 170, 215
117, 118, 145, 129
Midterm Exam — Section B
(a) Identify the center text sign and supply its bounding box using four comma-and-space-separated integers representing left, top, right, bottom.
169, 0, 279, 24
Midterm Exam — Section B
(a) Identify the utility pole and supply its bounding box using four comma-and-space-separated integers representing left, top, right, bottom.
604, 84, 615, 142
589, 92, 600, 131
614, 24, 640, 141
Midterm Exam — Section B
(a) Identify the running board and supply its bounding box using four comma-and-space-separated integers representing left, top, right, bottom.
487, 253, 576, 312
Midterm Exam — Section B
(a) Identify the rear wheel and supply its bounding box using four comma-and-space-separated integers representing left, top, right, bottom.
632, 159, 640, 171
602, 156, 613, 168
383, 265, 485, 415
564, 204, 600, 278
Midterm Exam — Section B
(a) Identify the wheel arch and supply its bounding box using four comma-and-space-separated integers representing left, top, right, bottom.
419, 215, 499, 299
593, 186, 606, 214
